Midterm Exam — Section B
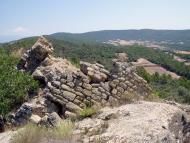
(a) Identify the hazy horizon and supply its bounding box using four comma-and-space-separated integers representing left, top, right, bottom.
1, 28, 190, 43
1, 0, 190, 42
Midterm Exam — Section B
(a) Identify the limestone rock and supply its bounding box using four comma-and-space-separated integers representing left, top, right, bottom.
17, 36, 54, 73
65, 111, 77, 119
61, 84, 73, 92
39, 112, 62, 127
62, 91, 76, 101
16, 37, 152, 125
80, 61, 109, 83
75, 101, 190, 143
29, 114, 41, 124
66, 102, 82, 113
0, 130, 17, 143
32, 69, 47, 84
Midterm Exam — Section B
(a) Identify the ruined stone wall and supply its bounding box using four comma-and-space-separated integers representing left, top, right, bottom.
17, 37, 151, 118
42, 61, 151, 115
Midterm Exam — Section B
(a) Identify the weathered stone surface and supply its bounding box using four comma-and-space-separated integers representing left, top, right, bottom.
17, 36, 54, 73
61, 84, 73, 92
82, 83, 92, 90
29, 114, 41, 124
93, 73, 102, 82
62, 91, 76, 101
82, 89, 92, 96
51, 80, 61, 88
111, 89, 117, 95
0, 130, 17, 143
80, 61, 109, 83
32, 69, 47, 84
67, 82, 74, 88
15, 37, 152, 126
39, 112, 61, 127
66, 102, 82, 113
11, 103, 32, 126
75, 101, 190, 143
65, 111, 77, 119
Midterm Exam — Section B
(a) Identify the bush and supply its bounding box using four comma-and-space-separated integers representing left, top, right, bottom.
0, 50, 38, 115
11, 121, 74, 143
136, 66, 190, 104
69, 56, 80, 68
78, 107, 98, 119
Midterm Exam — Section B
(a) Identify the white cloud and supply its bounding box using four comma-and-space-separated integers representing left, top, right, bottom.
13, 26, 27, 33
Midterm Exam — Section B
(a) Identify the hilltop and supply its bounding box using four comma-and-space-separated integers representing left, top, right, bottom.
1, 37, 190, 143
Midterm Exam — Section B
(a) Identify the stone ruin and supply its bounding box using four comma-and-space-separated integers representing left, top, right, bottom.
13, 37, 151, 124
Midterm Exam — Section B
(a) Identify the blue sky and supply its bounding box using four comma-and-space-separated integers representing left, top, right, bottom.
0, 0, 190, 42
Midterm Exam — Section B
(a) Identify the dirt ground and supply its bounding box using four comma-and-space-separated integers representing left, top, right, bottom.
132, 58, 180, 79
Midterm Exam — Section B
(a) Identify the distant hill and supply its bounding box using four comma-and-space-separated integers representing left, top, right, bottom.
50, 29, 190, 50
2, 29, 190, 50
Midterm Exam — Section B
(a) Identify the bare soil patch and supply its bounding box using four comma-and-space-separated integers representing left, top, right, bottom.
132, 58, 180, 79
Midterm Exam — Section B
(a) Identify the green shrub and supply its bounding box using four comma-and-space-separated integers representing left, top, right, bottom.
78, 107, 98, 119
69, 56, 80, 68
0, 50, 38, 115
136, 66, 190, 104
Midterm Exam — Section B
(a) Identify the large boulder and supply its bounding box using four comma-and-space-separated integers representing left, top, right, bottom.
17, 36, 54, 73
39, 112, 62, 127
10, 103, 32, 126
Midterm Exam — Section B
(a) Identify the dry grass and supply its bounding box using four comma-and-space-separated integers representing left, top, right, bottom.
78, 107, 98, 119
144, 93, 161, 102
10, 124, 43, 143
46, 120, 74, 142
10, 120, 75, 143
119, 92, 140, 104
118, 91, 161, 105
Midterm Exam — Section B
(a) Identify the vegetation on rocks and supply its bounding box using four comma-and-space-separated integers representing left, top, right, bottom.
78, 107, 98, 119
137, 67, 190, 104
0, 49, 38, 116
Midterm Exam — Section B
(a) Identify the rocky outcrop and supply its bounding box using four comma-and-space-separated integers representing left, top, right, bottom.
74, 101, 190, 143
9, 103, 32, 126
16, 37, 151, 122
2, 101, 190, 143
17, 36, 54, 73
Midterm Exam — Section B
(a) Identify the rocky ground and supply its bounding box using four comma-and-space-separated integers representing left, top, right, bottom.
1, 101, 190, 143
75, 101, 190, 143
